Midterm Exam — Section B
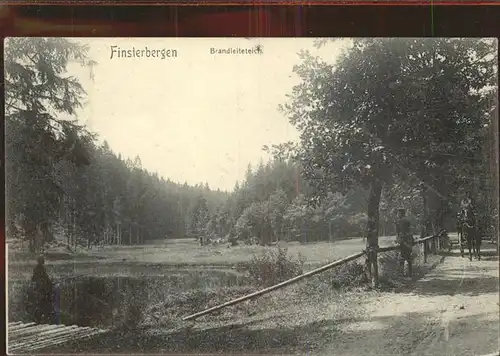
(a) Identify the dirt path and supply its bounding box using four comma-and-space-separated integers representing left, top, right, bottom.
322, 246, 499, 356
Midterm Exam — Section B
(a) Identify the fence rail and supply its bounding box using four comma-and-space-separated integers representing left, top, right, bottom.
182, 250, 366, 321
377, 230, 447, 263
7, 322, 108, 353
182, 230, 448, 321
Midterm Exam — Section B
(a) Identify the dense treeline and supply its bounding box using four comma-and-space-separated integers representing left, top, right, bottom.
5, 38, 498, 253
51, 140, 232, 246
4, 37, 231, 251
3, 38, 367, 251
7, 121, 232, 249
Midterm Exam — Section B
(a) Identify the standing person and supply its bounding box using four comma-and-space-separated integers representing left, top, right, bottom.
29, 255, 55, 324
396, 208, 414, 277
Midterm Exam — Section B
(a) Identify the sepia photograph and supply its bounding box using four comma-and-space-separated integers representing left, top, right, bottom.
4, 37, 499, 355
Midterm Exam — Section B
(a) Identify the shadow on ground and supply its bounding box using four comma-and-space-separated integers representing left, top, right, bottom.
378, 255, 446, 293
411, 275, 499, 297
35, 309, 499, 355
440, 248, 499, 262
386, 247, 499, 297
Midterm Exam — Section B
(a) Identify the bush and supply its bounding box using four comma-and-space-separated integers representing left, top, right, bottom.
328, 261, 368, 289
378, 250, 403, 287
239, 247, 306, 287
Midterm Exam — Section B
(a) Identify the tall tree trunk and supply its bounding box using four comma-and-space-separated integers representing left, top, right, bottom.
301, 223, 305, 244
26, 224, 36, 253
420, 183, 432, 259
66, 206, 71, 249
73, 214, 77, 250
35, 223, 44, 253
365, 178, 382, 289
40, 221, 49, 244
420, 184, 433, 238
428, 182, 448, 232
428, 188, 445, 252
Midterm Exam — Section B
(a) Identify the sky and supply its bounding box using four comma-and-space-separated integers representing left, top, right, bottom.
67, 38, 347, 191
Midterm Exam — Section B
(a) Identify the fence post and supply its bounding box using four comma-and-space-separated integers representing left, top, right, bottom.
372, 248, 379, 289
423, 239, 428, 263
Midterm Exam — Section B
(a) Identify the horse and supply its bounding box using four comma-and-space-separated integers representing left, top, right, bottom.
461, 205, 481, 261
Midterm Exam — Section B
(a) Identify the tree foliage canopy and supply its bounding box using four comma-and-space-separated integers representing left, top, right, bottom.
279, 38, 497, 240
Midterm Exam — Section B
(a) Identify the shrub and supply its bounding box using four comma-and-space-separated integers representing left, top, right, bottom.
239, 247, 306, 287
378, 250, 403, 281
328, 261, 368, 289
121, 290, 146, 330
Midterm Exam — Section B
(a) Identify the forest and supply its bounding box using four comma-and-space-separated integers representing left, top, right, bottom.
4, 37, 498, 253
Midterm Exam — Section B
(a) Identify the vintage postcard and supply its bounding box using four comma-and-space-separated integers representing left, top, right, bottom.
4, 37, 499, 355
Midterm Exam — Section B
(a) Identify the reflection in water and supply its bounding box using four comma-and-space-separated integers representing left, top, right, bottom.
9, 270, 247, 329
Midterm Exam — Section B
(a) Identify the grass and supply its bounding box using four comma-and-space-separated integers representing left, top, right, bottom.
8, 235, 398, 275
7, 235, 380, 326
7, 234, 450, 354
7, 234, 449, 291
29, 275, 371, 354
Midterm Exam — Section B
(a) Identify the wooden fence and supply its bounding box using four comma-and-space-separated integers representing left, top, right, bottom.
376, 230, 448, 263
183, 230, 448, 321
7, 322, 108, 353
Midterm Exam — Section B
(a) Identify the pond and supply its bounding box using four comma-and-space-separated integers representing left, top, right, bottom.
8, 269, 251, 329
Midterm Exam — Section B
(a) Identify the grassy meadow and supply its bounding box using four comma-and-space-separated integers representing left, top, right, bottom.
7, 235, 399, 277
